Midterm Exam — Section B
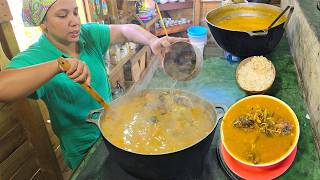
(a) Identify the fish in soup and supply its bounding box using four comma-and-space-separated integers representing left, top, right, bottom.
222, 105, 296, 165
101, 90, 214, 154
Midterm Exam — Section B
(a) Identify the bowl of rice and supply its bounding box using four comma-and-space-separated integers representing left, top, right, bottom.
236, 56, 276, 94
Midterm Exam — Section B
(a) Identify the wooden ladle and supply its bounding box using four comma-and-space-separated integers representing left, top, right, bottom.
57, 57, 110, 110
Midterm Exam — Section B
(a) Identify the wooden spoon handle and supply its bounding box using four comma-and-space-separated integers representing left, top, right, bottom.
57, 57, 110, 110
268, 6, 290, 29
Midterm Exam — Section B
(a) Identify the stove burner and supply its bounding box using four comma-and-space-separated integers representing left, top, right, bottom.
217, 141, 241, 180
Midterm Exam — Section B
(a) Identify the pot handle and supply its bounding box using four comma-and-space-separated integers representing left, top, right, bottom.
246, 30, 268, 37
86, 108, 105, 128
284, 6, 294, 29
214, 103, 228, 121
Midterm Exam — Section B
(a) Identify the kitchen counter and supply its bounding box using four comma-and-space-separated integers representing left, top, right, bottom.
71, 35, 320, 180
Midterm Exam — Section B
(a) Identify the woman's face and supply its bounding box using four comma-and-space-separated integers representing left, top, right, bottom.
42, 0, 80, 44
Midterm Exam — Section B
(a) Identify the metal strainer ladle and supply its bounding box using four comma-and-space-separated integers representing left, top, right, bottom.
163, 42, 203, 81
155, 2, 202, 81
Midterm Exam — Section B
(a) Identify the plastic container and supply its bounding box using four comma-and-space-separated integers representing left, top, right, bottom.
187, 26, 208, 55
224, 51, 241, 63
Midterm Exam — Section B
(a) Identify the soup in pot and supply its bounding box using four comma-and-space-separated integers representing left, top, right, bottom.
215, 16, 285, 31
101, 90, 215, 154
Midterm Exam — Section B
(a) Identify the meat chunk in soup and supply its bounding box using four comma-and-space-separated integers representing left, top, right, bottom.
233, 115, 255, 129
275, 120, 292, 135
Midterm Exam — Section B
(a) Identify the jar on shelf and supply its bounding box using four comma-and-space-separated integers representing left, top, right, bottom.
113, 81, 124, 99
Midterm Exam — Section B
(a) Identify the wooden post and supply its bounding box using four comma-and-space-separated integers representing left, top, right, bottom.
18, 100, 64, 180
0, 43, 9, 70
0, 0, 19, 59
122, 0, 129, 17
0, 22, 20, 59
193, 0, 201, 25
0, 0, 12, 24
83, 0, 92, 22
106, 0, 119, 23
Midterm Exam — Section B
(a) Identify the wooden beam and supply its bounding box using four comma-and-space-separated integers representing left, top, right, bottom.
10, 154, 39, 180
130, 46, 149, 65
159, 1, 193, 11
0, 43, 10, 70
98, 0, 104, 22
109, 51, 134, 78
0, 22, 20, 59
0, 124, 27, 163
0, 141, 34, 179
193, 0, 201, 25
155, 23, 191, 37
106, 0, 119, 23
83, 0, 92, 22
0, 0, 12, 23
18, 100, 63, 179
122, 0, 129, 16
0, 103, 4, 110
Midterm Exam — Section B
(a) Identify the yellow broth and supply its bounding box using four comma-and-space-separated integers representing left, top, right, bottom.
101, 90, 214, 154
222, 98, 297, 165
207, 5, 287, 31
215, 16, 282, 31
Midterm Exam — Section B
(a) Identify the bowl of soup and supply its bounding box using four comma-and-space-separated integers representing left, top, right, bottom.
87, 89, 227, 179
206, 3, 294, 57
221, 95, 299, 167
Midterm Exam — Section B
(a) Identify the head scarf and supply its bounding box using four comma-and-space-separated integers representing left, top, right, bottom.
22, 0, 57, 27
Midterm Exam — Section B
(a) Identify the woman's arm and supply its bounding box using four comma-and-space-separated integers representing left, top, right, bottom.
109, 24, 157, 46
0, 58, 90, 103
0, 60, 60, 102
109, 24, 188, 60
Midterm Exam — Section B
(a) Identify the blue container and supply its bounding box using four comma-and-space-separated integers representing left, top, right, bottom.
187, 26, 208, 37
187, 26, 208, 44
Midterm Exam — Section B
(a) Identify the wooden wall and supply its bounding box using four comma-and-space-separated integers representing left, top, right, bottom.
0, 40, 62, 180
0, 100, 63, 180
38, 101, 72, 178
0, 0, 63, 178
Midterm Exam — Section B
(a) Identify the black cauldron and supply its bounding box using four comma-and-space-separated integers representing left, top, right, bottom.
87, 89, 227, 180
206, 3, 293, 57
247, 0, 271, 3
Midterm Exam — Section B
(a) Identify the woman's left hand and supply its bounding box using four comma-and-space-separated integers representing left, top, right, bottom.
149, 36, 189, 61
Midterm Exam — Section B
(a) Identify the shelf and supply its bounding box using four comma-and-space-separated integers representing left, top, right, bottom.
109, 51, 134, 78
155, 23, 192, 36
158, 1, 193, 11
109, 45, 151, 95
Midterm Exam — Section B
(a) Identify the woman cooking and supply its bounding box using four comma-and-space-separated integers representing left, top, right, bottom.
0, 0, 187, 170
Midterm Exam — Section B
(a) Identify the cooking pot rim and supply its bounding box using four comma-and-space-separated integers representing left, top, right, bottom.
88, 88, 227, 156
220, 95, 300, 167
205, 3, 287, 33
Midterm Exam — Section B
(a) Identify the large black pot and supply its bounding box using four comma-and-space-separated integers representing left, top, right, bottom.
206, 3, 294, 57
87, 89, 226, 180
247, 0, 271, 3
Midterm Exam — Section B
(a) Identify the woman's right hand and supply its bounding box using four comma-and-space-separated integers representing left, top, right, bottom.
58, 58, 91, 85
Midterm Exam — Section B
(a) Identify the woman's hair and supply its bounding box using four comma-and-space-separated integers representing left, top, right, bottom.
22, 0, 57, 27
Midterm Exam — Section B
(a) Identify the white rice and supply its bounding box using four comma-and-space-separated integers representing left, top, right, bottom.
237, 56, 275, 92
